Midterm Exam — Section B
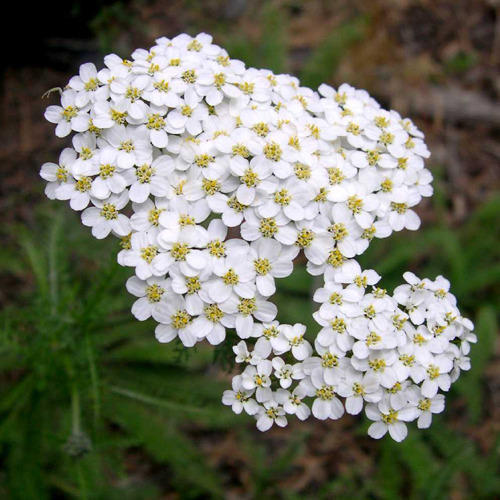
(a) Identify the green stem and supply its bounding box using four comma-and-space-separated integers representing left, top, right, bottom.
85, 332, 100, 426
71, 382, 81, 436
76, 461, 88, 500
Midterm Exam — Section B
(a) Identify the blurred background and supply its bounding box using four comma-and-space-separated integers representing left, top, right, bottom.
0, 0, 499, 498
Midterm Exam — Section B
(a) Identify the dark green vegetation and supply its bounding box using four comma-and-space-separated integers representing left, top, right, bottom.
1, 1, 499, 498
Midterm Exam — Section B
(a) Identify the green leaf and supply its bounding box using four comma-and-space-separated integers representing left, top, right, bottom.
104, 396, 223, 497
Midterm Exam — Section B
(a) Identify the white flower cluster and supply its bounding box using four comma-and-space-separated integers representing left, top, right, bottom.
225, 269, 475, 439
41, 32, 475, 441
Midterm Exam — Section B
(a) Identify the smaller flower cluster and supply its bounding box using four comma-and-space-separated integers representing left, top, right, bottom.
223, 269, 475, 440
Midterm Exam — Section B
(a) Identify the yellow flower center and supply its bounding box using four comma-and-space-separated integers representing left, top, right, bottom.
368, 358, 386, 371
327, 249, 345, 267
347, 195, 363, 214
181, 70, 197, 84
322, 353, 338, 368
222, 268, 239, 286
232, 144, 250, 158
62, 106, 78, 121
328, 167, 345, 185
171, 310, 191, 329
208, 239, 226, 258
125, 86, 142, 102
316, 385, 334, 400
427, 364, 440, 380
186, 276, 201, 294
347, 122, 360, 135
84, 78, 98, 91
56, 166, 68, 182
100, 203, 118, 220
227, 196, 247, 213
148, 208, 163, 226
390, 202, 408, 214
379, 131, 394, 145
99, 164, 115, 179
153, 80, 170, 93
263, 142, 283, 162
329, 292, 343, 305
294, 163, 311, 179
136, 164, 154, 183
75, 177, 92, 192
259, 218, 278, 237
252, 122, 270, 137
146, 113, 166, 130
111, 109, 128, 124
329, 223, 348, 241
330, 317, 346, 333
202, 178, 220, 195
241, 168, 259, 187
381, 409, 398, 424
366, 331, 381, 346
119, 140, 135, 153
254, 258, 271, 275
238, 298, 256, 316
274, 188, 291, 206
187, 39, 202, 51
204, 303, 224, 323
140, 245, 158, 263
171, 243, 190, 261
146, 284, 164, 303
399, 354, 415, 367
418, 398, 431, 411
295, 228, 314, 248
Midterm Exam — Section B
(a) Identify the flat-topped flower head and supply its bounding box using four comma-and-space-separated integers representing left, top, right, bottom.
41, 32, 474, 442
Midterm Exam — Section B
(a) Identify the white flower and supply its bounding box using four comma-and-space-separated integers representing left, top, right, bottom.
109, 74, 151, 121
103, 125, 152, 170
241, 360, 273, 403
68, 63, 108, 107
232, 338, 271, 365
413, 355, 453, 398
154, 227, 207, 277
207, 246, 256, 302
166, 94, 207, 136
256, 399, 287, 431
252, 321, 290, 355
40, 148, 77, 200
44, 89, 87, 137
334, 260, 380, 300
257, 177, 314, 221
271, 357, 297, 389
221, 294, 277, 339
336, 369, 381, 415
301, 369, 344, 420
276, 387, 311, 420
279, 324, 313, 361
129, 155, 173, 203
81, 192, 130, 239
154, 294, 197, 347
408, 387, 445, 429
119, 230, 162, 280
249, 238, 297, 296
222, 375, 259, 415
142, 72, 186, 107
240, 211, 298, 245
365, 398, 417, 442
126, 275, 171, 321
130, 198, 169, 232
